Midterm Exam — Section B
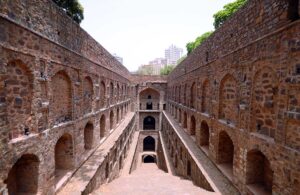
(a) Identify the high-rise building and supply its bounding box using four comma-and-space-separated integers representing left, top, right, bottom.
164, 45, 183, 65
112, 53, 123, 64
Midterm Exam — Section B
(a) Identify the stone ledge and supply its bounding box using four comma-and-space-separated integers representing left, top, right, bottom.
57, 112, 135, 195
163, 111, 240, 195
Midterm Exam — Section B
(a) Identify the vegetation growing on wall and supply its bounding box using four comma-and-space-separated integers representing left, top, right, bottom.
186, 31, 213, 55
186, 0, 247, 54
213, 0, 247, 29
53, 0, 84, 24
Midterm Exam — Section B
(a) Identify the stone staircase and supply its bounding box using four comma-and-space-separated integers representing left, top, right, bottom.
92, 163, 216, 195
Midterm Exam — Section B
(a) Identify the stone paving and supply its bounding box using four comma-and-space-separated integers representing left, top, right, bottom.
94, 163, 215, 195
163, 111, 240, 195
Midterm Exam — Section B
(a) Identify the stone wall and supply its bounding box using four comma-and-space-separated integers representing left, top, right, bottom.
161, 114, 214, 192
0, 0, 299, 194
0, 0, 134, 194
0, 0, 130, 78
166, 0, 300, 194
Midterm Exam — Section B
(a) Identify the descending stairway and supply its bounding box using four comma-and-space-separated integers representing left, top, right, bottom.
92, 163, 215, 195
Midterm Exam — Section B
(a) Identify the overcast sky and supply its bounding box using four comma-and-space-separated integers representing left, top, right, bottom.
79, 0, 233, 71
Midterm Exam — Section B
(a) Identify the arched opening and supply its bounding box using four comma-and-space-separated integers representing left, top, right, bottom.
117, 108, 120, 124
190, 82, 196, 108
100, 115, 106, 139
252, 67, 278, 138
183, 112, 187, 129
100, 81, 106, 108
119, 156, 123, 170
199, 121, 210, 148
143, 155, 156, 163
187, 160, 191, 176
201, 80, 210, 113
6, 154, 39, 194
143, 116, 155, 130
105, 162, 109, 179
6, 60, 33, 139
246, 150, 273, 194
178, 85, 181, 103
110, 82, 114, 103
116, 84, 120, 102
146, 102, 153, 110
83, 76, 93, 114
178, 109, 181, 123
84, 122, 93, 150
219, 74, 238, 125
139, 88, 160, 110
143, 136, 155, 151
110, 111, 114, 130
52, 71, 72, 125
190, 115, 196, 136
217, 131, 234, 177
55, 133, 74, 184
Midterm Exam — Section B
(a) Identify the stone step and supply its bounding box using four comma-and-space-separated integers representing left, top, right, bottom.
92, 164, 215, 195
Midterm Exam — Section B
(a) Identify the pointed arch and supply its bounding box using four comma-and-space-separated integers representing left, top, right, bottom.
143, 136, 155, 151
190, 115, 196, 136
219, 74, 238, 124
6, 154, 39, 194
110, 110, 114, 130
251, 67, 278, 138
199, 120, 209, 146
246, 149, 273, 193
201, 79, 210, 113
83, 76, 93, 114
84, 122, 94, 150
183, 112, 187, 129
52, 70, 72, 125
143, 116, 156, 130
190, 82, 196, 108
100, 81, 106, 108
100, 114, 106, 138
6, 60, 34, 139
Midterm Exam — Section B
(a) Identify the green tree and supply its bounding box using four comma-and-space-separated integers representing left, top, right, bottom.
213, 0, 247, 29
160, 65, 175, 75
53, 0, 84, 24
186, 31, 213, 54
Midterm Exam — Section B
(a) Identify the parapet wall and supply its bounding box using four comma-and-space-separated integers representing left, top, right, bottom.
0, 0, 130, 78
131, 74, 168, 84
169, 0, 297, 79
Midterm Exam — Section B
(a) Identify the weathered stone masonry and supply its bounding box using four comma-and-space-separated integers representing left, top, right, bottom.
0, 0, 133, 194
167, 0, 300, 194
0, 0, 300, 195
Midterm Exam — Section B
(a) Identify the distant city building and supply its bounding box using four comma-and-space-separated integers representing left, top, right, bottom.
137, 64, 155, 75
149, 58, 167, 66
149, 58, 168, 75
112, 53, 123, 64
164, 45, 183, 65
